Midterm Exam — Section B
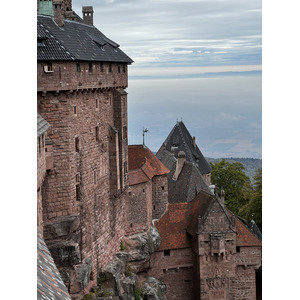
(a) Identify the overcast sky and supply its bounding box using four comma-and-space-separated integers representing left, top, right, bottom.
73, 0, 262, 158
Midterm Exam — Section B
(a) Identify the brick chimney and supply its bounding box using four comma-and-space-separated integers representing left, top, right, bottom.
172, 151, 186, 181
82, 6, 94, 26
53, 0, 64, 27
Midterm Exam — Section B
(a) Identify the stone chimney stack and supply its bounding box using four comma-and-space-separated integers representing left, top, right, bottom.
192, 136, 196, 148
82, 6, 94, 26
53, 0, 64, 27
220, 189, 225, 205
172, 151, 186, 181
170, 146, 175, 156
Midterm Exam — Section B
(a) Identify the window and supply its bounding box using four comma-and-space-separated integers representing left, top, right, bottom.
77, 63, 81, 72
164, 250, 170, 256
75, 137, 79, 152
75, 173, 80, 183
89, 63, 93, 73
236, 246, 240, 253
95, 99, 99, 109
76, 184, 80, 201
118, 65, 121, 73
95, 126, 99, 141
38, 137, 41, 153
100, 63, 104, 72
73, 106, 77, 114
123, 64, 126, 73
94, 169, 97, 184
153, 205, 156, 211
161, 186, 164, 190
109, 64, 112, 72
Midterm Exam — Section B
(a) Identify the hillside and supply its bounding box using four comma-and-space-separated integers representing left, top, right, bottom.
206, 157, 262, 182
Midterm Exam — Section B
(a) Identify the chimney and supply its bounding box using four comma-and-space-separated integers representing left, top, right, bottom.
192, 136, 196, 148
170, 146, 175, 156
53, 0, 64, 27
220, 189, 225, 205
209, 184, 215, 194
172, 151, 186, 181
82, 6, 94, 26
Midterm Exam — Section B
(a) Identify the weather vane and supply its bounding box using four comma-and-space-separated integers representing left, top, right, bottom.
142, 127, 148, 147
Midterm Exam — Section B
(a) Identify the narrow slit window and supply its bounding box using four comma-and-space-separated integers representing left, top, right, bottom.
95, 99, 99, 109
109, 64, 112, 72
73, 106, 77, 114
118, 65, 121, 73
123, 64, 126, 73
75, 137, 79, 152
76, 184, 80, 201
100, 63, 104, 72
89, 62, 93, 73
95, 126, 99, 141
77, 63, 81, 72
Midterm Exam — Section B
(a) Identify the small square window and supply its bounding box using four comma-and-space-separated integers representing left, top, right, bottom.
164, 250, 170, 256
161, 186, 164, 190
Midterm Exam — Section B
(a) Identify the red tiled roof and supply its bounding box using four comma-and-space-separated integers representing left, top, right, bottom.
128, 169, 149, 186
128, 145, 169, 186
156, 193, 262, 251
155, 202, 191, 251
235, 217, 262, 247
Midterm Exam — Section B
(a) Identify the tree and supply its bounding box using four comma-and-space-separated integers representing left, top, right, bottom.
239, 168, 262, 231
210, 159, 252, 215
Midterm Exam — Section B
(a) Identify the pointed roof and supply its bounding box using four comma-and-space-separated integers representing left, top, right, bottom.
235, 217, 262, 247
156, 121, 211, 175
128, 145, 169, 186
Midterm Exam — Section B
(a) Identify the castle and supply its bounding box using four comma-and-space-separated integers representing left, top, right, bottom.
37, 1, 262, 299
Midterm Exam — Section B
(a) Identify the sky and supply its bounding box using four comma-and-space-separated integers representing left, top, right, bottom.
73, 0, 262, 158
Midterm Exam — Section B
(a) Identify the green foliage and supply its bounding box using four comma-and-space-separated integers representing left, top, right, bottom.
125, 263, 134, 276
239, 168, 262, 230
210, 159, 251, 215
210, 159, 262, 230
134, 286, 144, 300
120, 240, 126, 251
81, 292, 94, 300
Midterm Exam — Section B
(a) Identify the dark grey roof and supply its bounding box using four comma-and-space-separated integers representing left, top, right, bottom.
167, 160, 212, 203
37, 113, 50, 137
156, 121, 212, 175
37, 15, 133, 63
248, 219, 262, 241
37, 229, 71, 300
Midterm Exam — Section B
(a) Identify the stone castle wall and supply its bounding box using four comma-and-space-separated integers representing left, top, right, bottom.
152, 174, 168, 220
37, 61, 128, 92
38, 60, 129, 299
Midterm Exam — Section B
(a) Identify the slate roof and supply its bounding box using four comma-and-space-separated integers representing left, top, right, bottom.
156, 121, 211, 175
37, 229, 71, 300
37, 113, 50, 137
37, 14, 133, 63
248, 219, 262, 241
128, 145, 170, 186
167, 160, 212, 203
